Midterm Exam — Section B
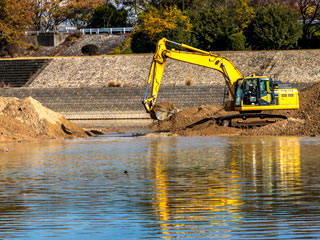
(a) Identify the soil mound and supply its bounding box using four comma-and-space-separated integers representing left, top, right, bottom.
150, 82, 320, 137
249, 82, 320, 136
0, 96, 88, 142
151, 105, 242, 136
152, 102, 179, 120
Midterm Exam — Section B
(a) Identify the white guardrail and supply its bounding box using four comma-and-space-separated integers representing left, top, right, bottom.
80, 27, 133, 34
26, 27, 134, 36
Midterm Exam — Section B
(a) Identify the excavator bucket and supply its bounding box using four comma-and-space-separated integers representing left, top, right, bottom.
150, 102, 179, 120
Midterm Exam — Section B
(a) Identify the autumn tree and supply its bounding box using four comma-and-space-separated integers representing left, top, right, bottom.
131, 5, 192, 52
30, 0, 68, 31
29, 0, 44, 31
232, 0, 255, 33
30, 0, 103, 31
65, 0, 104, 27
121, 0, 226, 10
0, 0, 33, 55
121, 0, 226, 23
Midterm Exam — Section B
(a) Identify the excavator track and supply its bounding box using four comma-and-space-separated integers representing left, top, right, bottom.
216, 113, 287, 128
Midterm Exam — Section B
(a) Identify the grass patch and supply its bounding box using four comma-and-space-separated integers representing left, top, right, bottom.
111, 38, 133, 55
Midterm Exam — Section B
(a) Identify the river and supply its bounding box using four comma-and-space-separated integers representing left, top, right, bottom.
0, 134, 320, 239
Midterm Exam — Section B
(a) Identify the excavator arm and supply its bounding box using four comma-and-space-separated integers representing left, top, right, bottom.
143, 38, 243, 112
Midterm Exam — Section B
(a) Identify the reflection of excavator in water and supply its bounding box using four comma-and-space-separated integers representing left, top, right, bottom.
142, 38, 299, 126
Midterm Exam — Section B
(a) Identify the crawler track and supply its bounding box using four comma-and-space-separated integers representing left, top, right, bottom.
216, 113, 287, 128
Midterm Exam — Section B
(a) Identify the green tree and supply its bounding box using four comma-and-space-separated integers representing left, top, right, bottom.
131, 5, 192, 53
188, 7, 237, 51
245, 4, 302, 50
90, 4, 128, 28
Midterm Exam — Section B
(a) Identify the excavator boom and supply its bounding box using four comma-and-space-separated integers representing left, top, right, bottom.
143, 38, 243, 112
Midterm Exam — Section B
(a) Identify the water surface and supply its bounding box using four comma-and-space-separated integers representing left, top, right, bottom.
0, 134, 320, 239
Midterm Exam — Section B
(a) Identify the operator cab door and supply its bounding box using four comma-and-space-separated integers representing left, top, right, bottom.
235, 78, 273, 107
258, 78, 273, 105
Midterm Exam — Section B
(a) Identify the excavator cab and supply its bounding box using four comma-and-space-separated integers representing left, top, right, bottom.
235, 77, 268, 107
234, 76, 298, 111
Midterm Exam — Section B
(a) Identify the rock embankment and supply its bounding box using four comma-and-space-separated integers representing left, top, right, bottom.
29, 50, 320, 88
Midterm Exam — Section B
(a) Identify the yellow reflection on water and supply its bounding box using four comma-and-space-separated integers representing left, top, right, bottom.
277, 137, 301, 189
148, 136, 301, 238
148, 137, 244, 238
238, 137, 301, 193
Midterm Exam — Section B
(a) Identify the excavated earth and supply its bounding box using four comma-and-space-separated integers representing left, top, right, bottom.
0, 96, 94, 144
150, 82, 320, 137
0, 82, 319, 148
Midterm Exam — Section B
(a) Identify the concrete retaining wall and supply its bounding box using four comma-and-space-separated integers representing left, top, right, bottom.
37, 33, 68, 47
0, 86, 225, 127
29, 50, 320, 88
0, 84, 309, 128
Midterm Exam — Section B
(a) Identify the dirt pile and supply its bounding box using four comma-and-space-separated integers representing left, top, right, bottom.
249, 82, 320, 136
0, 96, 88, 142
151, 105, 242, 136
152, 102, 179, 120
150, 83, 320, 137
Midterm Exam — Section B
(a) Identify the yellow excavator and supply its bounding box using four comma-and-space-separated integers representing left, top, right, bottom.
143, 38, 299, 126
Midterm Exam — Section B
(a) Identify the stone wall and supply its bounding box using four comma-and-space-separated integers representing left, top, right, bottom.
0, 86, 226, 127
29, 49, 320, 88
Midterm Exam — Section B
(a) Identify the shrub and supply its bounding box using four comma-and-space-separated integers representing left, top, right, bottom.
0, 82, 12, 88
185, 77, 192, 86
112, 48, 121, 54
66, 32, 82, 42
227, 33, 246, 51
5, 44, 20, 57
111, 38, 132, 54
81, 44, 99, 56
106, 80, 123, 87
